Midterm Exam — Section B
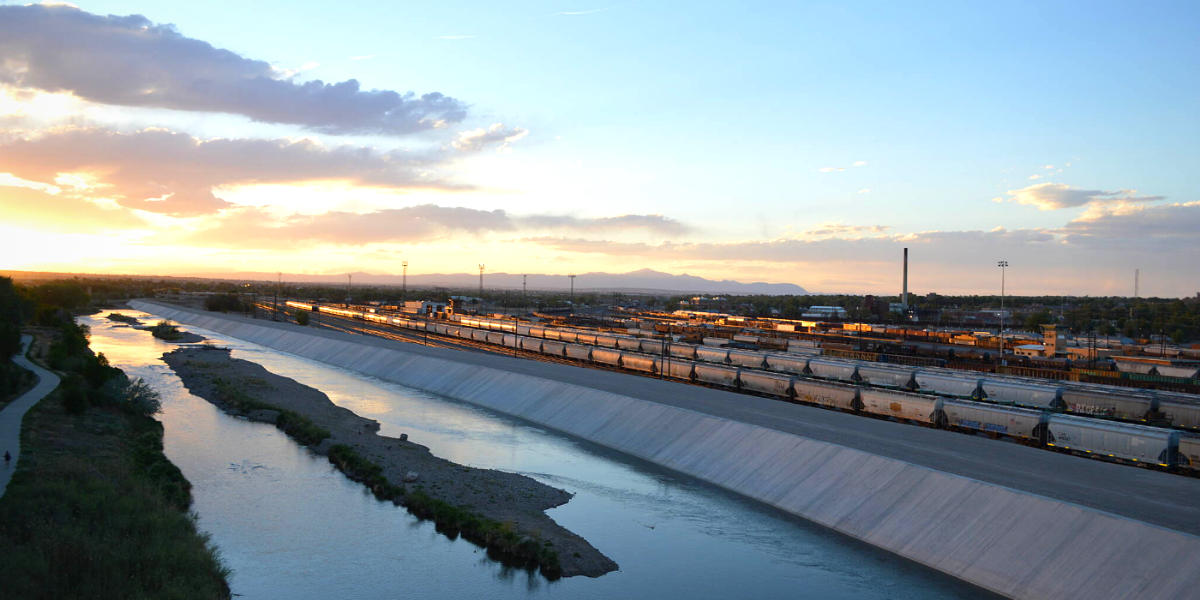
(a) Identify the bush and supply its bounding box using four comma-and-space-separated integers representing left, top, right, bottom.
124, 378, 163, 417
204, 294, 243, 313
295, 310, 310, 326
63, 383, 89, 415
151, 321, 182, 341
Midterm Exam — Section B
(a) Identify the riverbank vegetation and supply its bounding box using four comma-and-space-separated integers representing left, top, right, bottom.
211, 375, 331, 446
107, 312, 141, 324
0, 276, 37, 408
152, 320, 184, 340
0, 310, 230, 599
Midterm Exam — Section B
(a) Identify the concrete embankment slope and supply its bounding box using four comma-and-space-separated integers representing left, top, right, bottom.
132, 301, 1200, 600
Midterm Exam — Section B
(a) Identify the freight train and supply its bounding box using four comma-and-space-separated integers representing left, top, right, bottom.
284, 302, 1200, 472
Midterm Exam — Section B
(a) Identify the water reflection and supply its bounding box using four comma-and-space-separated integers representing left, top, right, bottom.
83, 311, 994, 600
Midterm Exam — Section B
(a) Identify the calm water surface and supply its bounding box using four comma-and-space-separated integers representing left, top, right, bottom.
84, 311, 993, 600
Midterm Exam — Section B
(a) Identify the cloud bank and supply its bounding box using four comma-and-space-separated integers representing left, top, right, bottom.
0, 4, 467, 135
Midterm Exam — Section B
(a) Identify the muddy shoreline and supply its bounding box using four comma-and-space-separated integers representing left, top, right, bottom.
162, 346, 618, 578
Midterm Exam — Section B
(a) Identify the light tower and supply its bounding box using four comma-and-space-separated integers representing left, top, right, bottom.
523, 275, 527, 313
997, 261, 1008, 358
569, 274, 576, 315
478, 264, 485, 305
274, 272, 281, 321
402, 261, 408, 302
347, 274, 352, 307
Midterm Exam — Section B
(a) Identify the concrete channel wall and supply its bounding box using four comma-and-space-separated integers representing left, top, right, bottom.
132, 301, 1200, 600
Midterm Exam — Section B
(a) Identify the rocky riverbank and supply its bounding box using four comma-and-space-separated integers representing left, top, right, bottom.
162, 346, 618, 578
107, 313, 207, 343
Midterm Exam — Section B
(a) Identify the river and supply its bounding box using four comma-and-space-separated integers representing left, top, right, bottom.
83, 311, 993, 600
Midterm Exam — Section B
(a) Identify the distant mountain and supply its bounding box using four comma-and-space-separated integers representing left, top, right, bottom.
182, 268, 808, 295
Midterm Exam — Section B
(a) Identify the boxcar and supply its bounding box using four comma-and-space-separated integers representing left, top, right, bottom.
729, 350, 767, 369
978, 379, 1064, 410
807, 359, 857, 382
940, 400, 1046, 440
564, 343, 592, 361
914, 371, 982, 398
1061, 388, 1153, 422
1178, 435, 1200, 471
695, 346, 731, 364
1047, 415, 1179, 465
621, 353, 659, 374
694, 364, 740, 388
765, 354, 809, 375
860, 389, 939, 423
857, 365, 915, 389
663, 359, 696, 381
595, 335, 620, 348
592, 347, 623, 367
740, 370, 794, 397
793, 379, 858, 410
1159, 399, 1200, 430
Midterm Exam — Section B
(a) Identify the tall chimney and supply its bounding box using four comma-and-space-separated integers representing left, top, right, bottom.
902, 247, 909, 310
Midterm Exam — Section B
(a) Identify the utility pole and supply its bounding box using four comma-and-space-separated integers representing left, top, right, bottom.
346, 274, 352, 307
478, 264, 485, 311
274, 272, 281, 321
402, 261, 408, 303
522, 274, 527, 315
569, 274, 576, 315
997, 261, 1008, 362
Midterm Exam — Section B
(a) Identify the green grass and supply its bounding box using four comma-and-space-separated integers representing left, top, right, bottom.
212, 379, 330, 446
0, 387, 230, 599
326, 444, 562, 577
106, 312, 140, 324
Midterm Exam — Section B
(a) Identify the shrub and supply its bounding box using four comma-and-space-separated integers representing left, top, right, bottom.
151, 321, 182, 341
295, 310, 310, 326
204, 294, 243, 313
123, 378, 163, 417
63, 383, 89, 415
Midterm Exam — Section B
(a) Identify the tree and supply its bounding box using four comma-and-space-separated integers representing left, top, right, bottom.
295, 310, 310, 326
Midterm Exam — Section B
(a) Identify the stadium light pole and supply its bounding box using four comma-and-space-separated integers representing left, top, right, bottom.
402, 261, 408, 303
347, 274, 352, 307
997, 261, 1008, 360
478, 264, 485, 311
569, 274, 576, 316
274, 272, 281, 321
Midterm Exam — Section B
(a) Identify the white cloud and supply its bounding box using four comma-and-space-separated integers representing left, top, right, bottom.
451, 124, 529, 153
852, 160, 868, 167
818, 167, 845, 173
857, 188, 871, 194
1005, 182, 1165, 211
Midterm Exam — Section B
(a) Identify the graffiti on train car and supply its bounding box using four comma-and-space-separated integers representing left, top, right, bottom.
953, 419, 1008, 434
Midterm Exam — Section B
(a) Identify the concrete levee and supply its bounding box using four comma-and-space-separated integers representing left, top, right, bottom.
132, 301, 1200, 600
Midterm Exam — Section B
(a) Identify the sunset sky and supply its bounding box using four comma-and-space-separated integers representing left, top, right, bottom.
1, 1, 1197, 296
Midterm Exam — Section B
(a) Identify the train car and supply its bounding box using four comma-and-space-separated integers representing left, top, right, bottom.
914, 371, 982, 398
669, 344, 698, 360
592, 347, 622, 367
1061, 388, 1154, 422
740, 370, 794, 397
516, 325, 532, 336
1178, 435, 1200, 471
807, 359, 857, 382
559, 331, 579, 343
445, 326, 462, 338
940, 400, 1047, 440
576, 333, 598, 346
595, 335, 620, 348
470, 330, 488, 342
486, 332, 505, 345
617, 337, 642, 351
793, 379, 859, 410
1159, 399, 1200, 430
519, 338, 542, 353
564, 343, 592, 361
857, 365, 916, 389
621, 353, 659, 374
765, 354, 809, 375
695, 346, 731, 364
1046, 415, 1180, 466
541, 340, 566, 357
663, 359, 696, 381
978, 379, 1065, 410
728, 350, 767, 369
502, 334, 520, 348
859, 389, 940, 424
694, 364, 740, 388
528, 326, 546, 339
639, 339, 667, 355
543, 329, 562, 341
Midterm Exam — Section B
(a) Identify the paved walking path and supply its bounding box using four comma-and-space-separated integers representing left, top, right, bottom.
0, 335, 60, 499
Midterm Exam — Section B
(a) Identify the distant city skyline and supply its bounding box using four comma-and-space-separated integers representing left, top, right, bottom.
0, 1, 1196, 296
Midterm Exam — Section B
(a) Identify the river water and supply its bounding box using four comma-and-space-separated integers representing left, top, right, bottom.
83, 311, 992, 600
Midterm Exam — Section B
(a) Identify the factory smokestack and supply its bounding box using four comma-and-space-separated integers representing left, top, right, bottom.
902, 247, 909, 310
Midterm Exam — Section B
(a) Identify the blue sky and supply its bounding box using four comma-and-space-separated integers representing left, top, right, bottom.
1, 1, 1197, 295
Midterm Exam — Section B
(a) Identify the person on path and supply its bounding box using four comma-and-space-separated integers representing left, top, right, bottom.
3, 450, 10, 465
